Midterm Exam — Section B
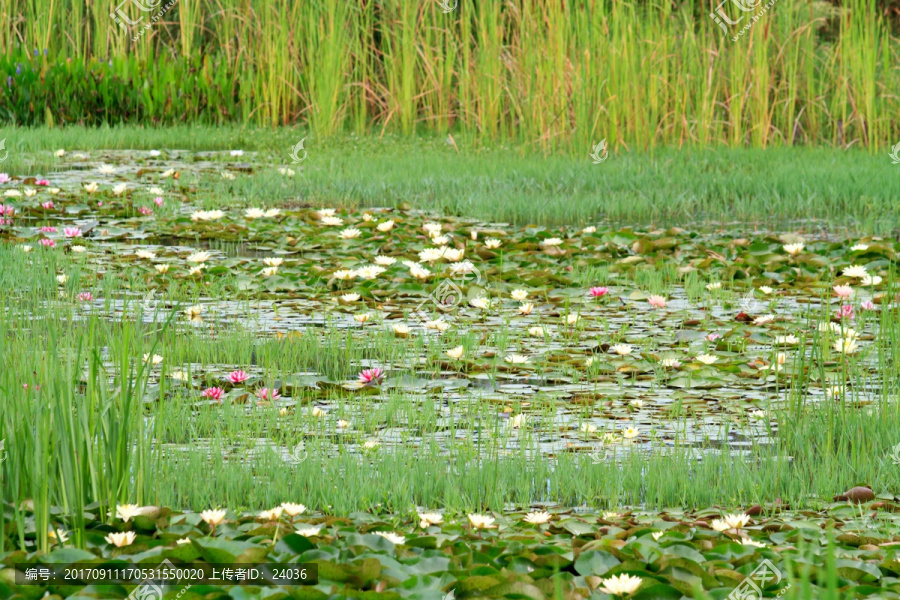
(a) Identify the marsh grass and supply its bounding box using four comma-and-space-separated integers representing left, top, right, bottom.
1, 0, 897, 146
2, 239, 899, 525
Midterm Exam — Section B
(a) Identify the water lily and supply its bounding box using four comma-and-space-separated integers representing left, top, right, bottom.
660, 357, 681, 368
244, 208, 266, 219
833, 337, 859, 354
783, 242, 804, 255
504, 354, 529, 364
259, 507, 284, 521
446, 346, 464, 360
589, 286, 609, 298
758, 285, 773, 294
340, 228, 361, 239
842, 265, 868, 278
706, 282, 722, 291
528, 326, 544, 337
202, 387, 225, 401
142, 353, 163, 365
518, 302, 534, 315
115, 504, 143, 522
358, 368, 384, 385
377, 220, 395, 232
184, 305, 204, 322
418, 512, 443, 528
77, 292, 93, 302
296, 526, 322, 537
254, 387, 280, 400
598, 574, 643, 596
695, 353, 717, 365
611, 344, 632, 356
861, 274, 882, 286
63, 227, 82, 238
39, 239, 56, 247
112, 183, 128, 195
227, 370, 250, 384
105, 531, 136, 547
523, 511, 552, 524
647, 295, 666, 309
375, 531, 406, 545
281, 503, 306, 517
622, 427, 639, 439
200, 509, 227, 528
467, 514, 496, 529
833, 285, 853, 298
484, 238, 501, 249
511, 289, 529, 301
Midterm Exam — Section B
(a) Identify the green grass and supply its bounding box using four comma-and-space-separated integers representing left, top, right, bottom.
1, 126, 899, 232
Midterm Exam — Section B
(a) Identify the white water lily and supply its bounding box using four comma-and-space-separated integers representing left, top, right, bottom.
842, 265, 868, 278
783, 242, 804, 255
341, 293, 360, 303
187, 251, 212, 263
467, 514, 496, 529
374, 255, 396, 266
511, 289, 528, 301
598, 574, 643, 596
518, 302, 534, 315
392, 323, 410, 336
695, 353, 718, 365
850, 243, 869, 252
184, 305, 204, 322
333, 269, 357, 281
611, 344, 632, 356
321, 216, 343, 226
83, 182, 100, 193
706, 282, 722, 291
758, 285, 773, 294
263, 257, 284, 267
523, 511, 552, 524
446, 346, 464, 360
375, 531, 406, 545
190, 210, 225, 222
484, 238, 502, 249
200, 509, 227, 526
418, 512, 443, 528
861, 274, 882, 286
377, 220, 395, 232
244, 208, 266, 219
541, 237, 563, 247
340, 228, 361, 239
97, 164, 116, 175
136, 250, 156, 260
660, 357, 681, 368
295, 526, 322, 537
470, 297, 491, 310
105, 531, 136, 547
112, 183, 128, 195
504, 354, 529, 364
260, 266, 279, 277
528, 326, 545, 337
753, 314, 775, 326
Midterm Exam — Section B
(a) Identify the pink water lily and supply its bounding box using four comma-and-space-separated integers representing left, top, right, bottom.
36, 179, 50, 186
0, 173, 11, 184
39, 226, 57, 233
41, 201, 55, 210
63, 227, 82, 238
138, 206, 154, 216
202, 387, 225, 401
227, 370, 249, 384
0, 205, 14, 216
589, 286, 609, 298
861, 300, 875, 311
255, 387, 281, 400
77, 292, 93, 302
838, 304, 854, 320
647, 295, 667, 309
358, 368, 384, 385
39, 239, 56, 247
153, 196, 164, 206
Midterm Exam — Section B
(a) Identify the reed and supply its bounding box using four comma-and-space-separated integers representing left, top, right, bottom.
0, 0, 896, 148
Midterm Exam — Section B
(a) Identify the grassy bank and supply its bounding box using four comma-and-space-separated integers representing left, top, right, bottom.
1, 127, 899, 232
